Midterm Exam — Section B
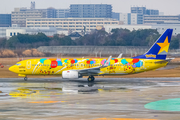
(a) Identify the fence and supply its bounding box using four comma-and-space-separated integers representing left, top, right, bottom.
37, 46, 150, 56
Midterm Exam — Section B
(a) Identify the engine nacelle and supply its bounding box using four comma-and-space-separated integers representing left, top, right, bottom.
62, 70, 82, 79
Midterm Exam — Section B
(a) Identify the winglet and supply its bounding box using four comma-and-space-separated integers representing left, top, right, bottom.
102, 56, 112, 67
117, 53, 123, 58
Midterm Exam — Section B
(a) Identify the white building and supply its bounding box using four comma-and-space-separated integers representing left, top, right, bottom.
4, 27, 68, 39
56, 9, 70, 18
11, 8, 46, 27
26, 18, 120, 32
131, 13, 138, 25
119, 13, 138, 25
120, 13, 129, 24
104, 24, 180, 35
144, 15, 180, 24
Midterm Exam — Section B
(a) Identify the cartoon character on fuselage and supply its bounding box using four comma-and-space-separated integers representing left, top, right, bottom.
9, 29, 173, 82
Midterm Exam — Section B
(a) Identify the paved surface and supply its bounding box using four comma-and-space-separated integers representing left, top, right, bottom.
0, 77, 180, 120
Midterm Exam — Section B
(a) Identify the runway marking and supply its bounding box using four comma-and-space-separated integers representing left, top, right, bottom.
145, 98, 180, 111
93, 118, 157, 120
29, 101, 66, 104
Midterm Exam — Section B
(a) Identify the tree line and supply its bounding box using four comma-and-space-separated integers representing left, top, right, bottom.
0, 29, 179, 49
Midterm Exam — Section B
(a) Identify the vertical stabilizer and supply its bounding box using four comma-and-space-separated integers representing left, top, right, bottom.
133, 29, 173, 60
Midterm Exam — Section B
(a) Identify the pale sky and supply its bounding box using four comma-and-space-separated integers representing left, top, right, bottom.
0, 0, 179, 15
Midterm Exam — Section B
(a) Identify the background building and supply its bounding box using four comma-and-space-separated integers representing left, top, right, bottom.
120, 13, 129, 24
131, 6, 159, 24
6, 27, 58, 39
104, 24, 180, 35
131, 7, 146, 15
0, 14, 11, 27
119, 13, 138, 25
30, 1, 35, 10
11, 8, 46, 27
69, 4, 112, 18
0, 27, 9, 38
146, 9, 159, 15
144, 15, 180, 24
26, 18, 119, 32
46, 7, 56, 18
131, 6, 159, 15
56, 9, 70, 18
112, 12, 120, 21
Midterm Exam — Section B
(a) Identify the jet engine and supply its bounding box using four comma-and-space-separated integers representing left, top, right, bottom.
62, 70, 82, 79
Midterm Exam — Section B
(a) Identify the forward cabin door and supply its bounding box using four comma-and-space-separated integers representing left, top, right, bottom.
26, 60, 31, 69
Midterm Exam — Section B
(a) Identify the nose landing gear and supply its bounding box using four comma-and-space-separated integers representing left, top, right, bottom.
24, 76, 27, 81
87, 75, 95, 82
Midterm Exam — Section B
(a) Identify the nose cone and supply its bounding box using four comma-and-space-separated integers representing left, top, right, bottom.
9, 65, 18, 73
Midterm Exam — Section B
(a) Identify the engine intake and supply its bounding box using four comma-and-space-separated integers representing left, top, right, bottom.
62, 70, 82, 79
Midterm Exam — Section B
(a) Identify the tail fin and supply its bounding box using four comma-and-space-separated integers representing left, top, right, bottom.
133, 29, 173, 60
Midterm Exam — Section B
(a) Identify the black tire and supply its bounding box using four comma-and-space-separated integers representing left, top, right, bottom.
24, 77, 27, 81
87, 76, 95, 82
91, 76, 95, 81
87, 77, 92, 82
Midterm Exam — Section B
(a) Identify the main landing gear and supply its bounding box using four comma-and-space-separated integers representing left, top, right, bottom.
24, 76, 27, 81
87, 75, 95, 82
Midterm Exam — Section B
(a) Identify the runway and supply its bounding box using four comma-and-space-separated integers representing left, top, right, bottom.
0, 77, 180, 120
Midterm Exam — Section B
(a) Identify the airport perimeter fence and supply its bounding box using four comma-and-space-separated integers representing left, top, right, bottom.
1, 46, 180, 66
37, 46, 150, 57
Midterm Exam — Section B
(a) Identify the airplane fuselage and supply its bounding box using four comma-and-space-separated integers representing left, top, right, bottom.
9, 58, 168, 77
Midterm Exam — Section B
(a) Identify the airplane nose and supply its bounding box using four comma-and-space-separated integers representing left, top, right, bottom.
9, 65, 17, 73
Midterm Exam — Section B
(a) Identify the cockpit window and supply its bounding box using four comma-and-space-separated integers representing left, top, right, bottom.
16, 63, 21, 66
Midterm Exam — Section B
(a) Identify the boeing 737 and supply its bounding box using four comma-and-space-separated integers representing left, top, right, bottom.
9, 29, 173, 82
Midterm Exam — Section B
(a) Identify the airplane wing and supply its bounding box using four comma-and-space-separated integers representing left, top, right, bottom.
78, 56, 112, 74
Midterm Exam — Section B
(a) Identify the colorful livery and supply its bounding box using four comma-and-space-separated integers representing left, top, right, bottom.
9, 29, 173, 81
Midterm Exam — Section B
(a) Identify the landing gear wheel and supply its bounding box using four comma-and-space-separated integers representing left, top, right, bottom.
24, 77, 27, 81
87, 75, 95, 82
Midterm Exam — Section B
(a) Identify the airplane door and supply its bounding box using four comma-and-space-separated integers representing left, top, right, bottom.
27, 61, 31, 69
142, 61, 145, 69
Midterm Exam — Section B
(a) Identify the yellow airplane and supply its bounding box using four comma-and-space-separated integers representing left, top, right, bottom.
9, 29, 173, 82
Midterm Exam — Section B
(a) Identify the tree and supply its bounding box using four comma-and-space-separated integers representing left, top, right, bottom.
170, 37, 179, 49
6, 36, 19, 48
0, 38, 6, 48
